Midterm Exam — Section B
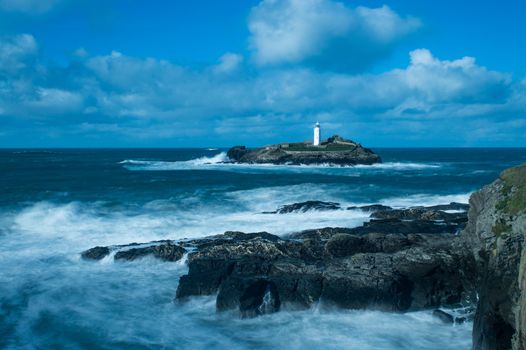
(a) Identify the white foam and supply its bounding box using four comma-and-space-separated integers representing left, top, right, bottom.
354, 162, 442, 170
120, 152, 229, 170
120, 153, 443, 174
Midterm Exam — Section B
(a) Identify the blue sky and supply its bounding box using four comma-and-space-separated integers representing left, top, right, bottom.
0, 0, 525, 147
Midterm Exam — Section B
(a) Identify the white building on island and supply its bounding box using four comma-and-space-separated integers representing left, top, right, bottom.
313, 122, 320, 146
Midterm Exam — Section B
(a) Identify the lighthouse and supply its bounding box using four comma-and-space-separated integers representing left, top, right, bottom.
313, 122, 320, 146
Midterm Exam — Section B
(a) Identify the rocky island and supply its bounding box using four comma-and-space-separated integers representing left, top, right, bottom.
82, 164, 526, 350
227, 135, 381, 165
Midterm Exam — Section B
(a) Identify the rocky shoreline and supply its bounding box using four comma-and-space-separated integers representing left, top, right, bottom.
226, 135, 381, 165
82, 164, 526, 350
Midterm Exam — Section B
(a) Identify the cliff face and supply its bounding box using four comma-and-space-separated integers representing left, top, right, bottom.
462, 164, 526, 349
227, 135, 381, 165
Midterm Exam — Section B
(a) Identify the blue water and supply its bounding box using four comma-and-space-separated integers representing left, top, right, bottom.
1, 148, 525, 349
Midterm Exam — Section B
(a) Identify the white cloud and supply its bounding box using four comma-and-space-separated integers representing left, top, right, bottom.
248, 0, 420, 71
398, 49, 511, 104
26, 88, 84, 113
0, 34, 37, 74
0, 30, 523, 146
212, 53, 244, 74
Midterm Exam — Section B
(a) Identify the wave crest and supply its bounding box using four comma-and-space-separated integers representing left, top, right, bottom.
120, 152, 229, 170
120, 153, 442, 173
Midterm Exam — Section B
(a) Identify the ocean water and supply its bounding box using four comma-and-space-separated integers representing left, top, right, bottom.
1, 148, 526, 349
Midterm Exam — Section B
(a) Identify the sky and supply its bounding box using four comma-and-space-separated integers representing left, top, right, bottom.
0, 0, 525, 147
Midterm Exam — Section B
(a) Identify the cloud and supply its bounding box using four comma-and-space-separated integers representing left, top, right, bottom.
248, 0, 420, 72
400, 49, 511, 104
0, 0, 63, 14
212, 53, 244, 74
0, 31, 524, 146
0, 34, 37, 74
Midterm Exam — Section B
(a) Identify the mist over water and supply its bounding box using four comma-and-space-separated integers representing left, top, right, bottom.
2, 148, 526, 349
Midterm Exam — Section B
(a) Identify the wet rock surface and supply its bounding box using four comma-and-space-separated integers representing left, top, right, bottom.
114, 243, 186, 262
175, 227, 472, 316
263, 200, 341, 214
81, 246, 110, 260
81, 241, 186, 262
265, 200, 468, 223
347, 204, 393, 212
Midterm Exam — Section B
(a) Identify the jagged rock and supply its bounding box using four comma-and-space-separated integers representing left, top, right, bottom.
226, 145, 249, 161
426, 202, 470, 211
347, 204, 392, 212
226, 135, 381, 165
114, 243, 186, 262
371, 207, 468, 224
175, 228, 471, 316
81, 246, 110, 260
264, 201, 341, 214
324, 233, 411, 257
346, 218, 461, 235
81, 242, 186, 262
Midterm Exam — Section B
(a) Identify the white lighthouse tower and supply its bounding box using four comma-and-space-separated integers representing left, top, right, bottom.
313, 122, 320, 146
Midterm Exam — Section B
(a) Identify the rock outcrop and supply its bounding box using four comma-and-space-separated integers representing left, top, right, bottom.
460, 164, 526, 350
82, 241, 186, 262
227, 135, 381, 165
263, 200, 341, 214
175, 219, 472, 317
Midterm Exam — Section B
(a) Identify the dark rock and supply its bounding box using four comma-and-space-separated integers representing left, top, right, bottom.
347, 218, 461, 235
287, 227, 356, 241
427, 202, 470, 211
267, 201, 341, 214
218, 278, 281, 318
176, 228, 471, 316
114, 242, 186, 262
433, 309, 455, 324
371, 207, 468, 223
81, 246, 110, 260
324, 233, 411, 257
226, 145, 249, 161
226, 135, 381, 166
347, 204, 392, 212
460, 164, 526, 350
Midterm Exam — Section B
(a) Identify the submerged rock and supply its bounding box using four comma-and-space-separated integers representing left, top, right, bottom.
347, 204, 393, 212
264, 200, 341, 214
433, 309, 456, 324
81, 242, 186, 262
114, 243, 186, 262
370, 207, 467, 224
226, 135, 381, 166
81, 246, 110, 260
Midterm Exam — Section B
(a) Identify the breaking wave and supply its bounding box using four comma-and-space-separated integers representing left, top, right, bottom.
120, 153, 443, 174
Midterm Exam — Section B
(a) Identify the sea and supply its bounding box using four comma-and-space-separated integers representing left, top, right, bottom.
1, 148, 526, 350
